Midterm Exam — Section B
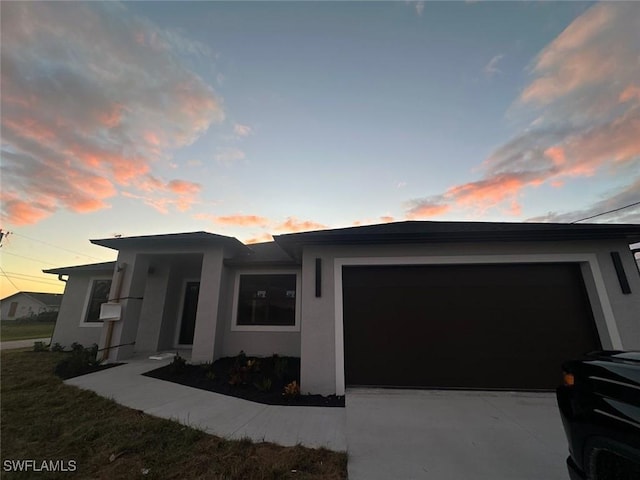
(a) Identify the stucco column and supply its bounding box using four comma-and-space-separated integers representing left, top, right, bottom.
299, 248, 337, 395
191, 247, 224, 363
100, 251, 148, 361
135, 263, 171, 353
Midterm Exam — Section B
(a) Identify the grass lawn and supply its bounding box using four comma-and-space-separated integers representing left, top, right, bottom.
0, 350, 348, 479
0, 321, 55, 342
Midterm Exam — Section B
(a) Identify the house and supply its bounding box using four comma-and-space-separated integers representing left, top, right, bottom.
44, 221, 640, 395
0, 291, 63, 321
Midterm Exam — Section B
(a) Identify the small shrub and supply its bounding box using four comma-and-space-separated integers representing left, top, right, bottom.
228, 351, 260, 386
254, 377, 272, 392
51, 343, 65, 352
206, 370, 216, 381
283, 381, 300, 397
33, 341, 49, 352
273, 355, 288, 381
54, 343, 101, 379
169, 354, 187, 375
33, 310, 59, 323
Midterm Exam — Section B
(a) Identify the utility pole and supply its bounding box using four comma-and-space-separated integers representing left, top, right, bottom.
0, 229, 12, 247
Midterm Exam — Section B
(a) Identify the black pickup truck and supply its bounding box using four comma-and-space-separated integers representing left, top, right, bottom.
557, 351, 640, 480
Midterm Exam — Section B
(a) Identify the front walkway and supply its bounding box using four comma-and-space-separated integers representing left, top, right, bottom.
64, 357, 346, 452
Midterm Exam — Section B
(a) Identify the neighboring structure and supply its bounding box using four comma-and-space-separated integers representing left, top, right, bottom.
0, 291, 63, 321
44, 262, 116, 347
45, 221, 640, 395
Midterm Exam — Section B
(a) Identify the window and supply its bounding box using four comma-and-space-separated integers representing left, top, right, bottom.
8, 302, 18, 317
85, 279, 112, 323
236, 274, 297, 327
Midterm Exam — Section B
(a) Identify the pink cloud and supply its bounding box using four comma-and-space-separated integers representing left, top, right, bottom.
244, 233, 274, 244
167, 180, 201, 196
620, 85, 640, 104
212, 215, 270, 227
405, 3, 640, 220
405, 202, 451, 220
0, 193, 56, 226
273, 217, 328, 233
0, 2, 223, 226
233, 123, 252, 137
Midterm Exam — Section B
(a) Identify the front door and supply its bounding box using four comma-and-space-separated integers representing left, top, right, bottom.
178, 281, 200, 345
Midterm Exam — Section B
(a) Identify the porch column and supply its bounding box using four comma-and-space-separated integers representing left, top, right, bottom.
100, 251, 148, 361
135, 263, 171, 353
191, 248, 224, 363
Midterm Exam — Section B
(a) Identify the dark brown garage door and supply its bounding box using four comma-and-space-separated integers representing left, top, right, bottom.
342, 263, 601, 390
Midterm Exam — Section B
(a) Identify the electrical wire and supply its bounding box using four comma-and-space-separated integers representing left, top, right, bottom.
1, 272, 63, 287
0, 265, 21, 290
3, 271, 59, 280
2, 276, 62, 288
1, 251, 60, 266
571, 200, 640, 223
10, 232, 104, 261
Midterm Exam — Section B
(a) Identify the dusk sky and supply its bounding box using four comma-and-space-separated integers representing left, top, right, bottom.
1, 1, 639, 298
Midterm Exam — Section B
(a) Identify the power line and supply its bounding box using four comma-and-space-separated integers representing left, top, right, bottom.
571, 200, 640, 223
1, 251, 60, 267
2, 271, 63, 286
1, 275, 62, 288
3, 271, 58, 280
0, 265, 20, 291
11, 232, 104, 261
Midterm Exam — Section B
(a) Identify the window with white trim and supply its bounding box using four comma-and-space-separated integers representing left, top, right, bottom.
235, 273, 297, 327
84, 279, 112, 323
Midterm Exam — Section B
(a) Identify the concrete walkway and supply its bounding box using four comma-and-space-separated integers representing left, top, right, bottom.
64, 358, 346, 452
0, 337, 50, 351
346, 388, 568, 480
62, 358, 570, 477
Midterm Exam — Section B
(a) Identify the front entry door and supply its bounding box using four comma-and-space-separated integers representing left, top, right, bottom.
178, 281, 200, 345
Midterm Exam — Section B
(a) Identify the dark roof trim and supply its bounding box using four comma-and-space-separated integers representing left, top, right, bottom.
43, 261, 117, 275
91, 231, 250, 254
274, 221, 640, 258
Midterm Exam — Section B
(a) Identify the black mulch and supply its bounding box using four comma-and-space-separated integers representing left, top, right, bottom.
142, 354, 345, 407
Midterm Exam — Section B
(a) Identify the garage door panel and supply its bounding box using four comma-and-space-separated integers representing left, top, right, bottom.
343, 263, 600, 390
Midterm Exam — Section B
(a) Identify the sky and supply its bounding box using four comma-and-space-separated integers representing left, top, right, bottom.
1, 1, 639, 299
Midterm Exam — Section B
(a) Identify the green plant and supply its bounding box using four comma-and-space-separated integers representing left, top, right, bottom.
51, 342, 65, 352
228, 352, 260, 386
254, 377, 272, 392
283, 381, 300, 397
33, 341, 49, 352
169, 353, 187, 375
54, 343, 101, 379
273, 355, 288, 381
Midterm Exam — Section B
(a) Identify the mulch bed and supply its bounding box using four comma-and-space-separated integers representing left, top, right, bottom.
143, 354, 345, 407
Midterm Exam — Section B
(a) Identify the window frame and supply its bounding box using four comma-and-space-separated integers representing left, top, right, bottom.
79, 276, 113, 327
231, 269, 301, 332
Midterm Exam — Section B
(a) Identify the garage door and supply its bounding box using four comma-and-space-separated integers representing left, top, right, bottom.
342, 263, 601, 390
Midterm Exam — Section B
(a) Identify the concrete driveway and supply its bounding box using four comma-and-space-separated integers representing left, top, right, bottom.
346, 388, 568, 480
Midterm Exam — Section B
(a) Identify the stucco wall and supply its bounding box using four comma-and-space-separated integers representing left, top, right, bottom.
51, 274, 110, 348
299, 239, 640, 395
